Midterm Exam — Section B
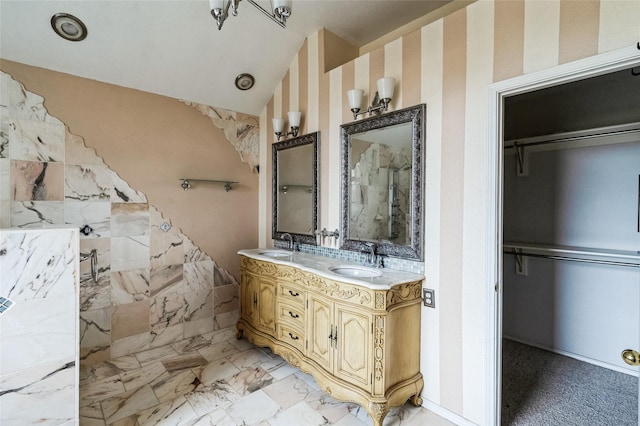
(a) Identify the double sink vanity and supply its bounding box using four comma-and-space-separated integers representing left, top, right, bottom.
237, 249, 424, 426
238, 103, 427, 425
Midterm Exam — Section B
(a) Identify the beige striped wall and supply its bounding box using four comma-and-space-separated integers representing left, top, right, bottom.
260, 1, 640, 423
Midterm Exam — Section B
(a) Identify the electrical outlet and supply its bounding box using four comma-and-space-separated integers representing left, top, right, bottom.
423, 288, 435, 308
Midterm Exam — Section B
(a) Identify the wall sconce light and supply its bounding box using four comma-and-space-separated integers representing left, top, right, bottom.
347, 77, 395, 120
273, 111, 301, 140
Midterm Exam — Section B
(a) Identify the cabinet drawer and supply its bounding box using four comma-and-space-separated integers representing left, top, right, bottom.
277, 302, 305, 329
278, 283, 305, 306
277, 323, 305, 353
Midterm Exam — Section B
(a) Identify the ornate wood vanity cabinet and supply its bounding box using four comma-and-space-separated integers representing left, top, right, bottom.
236, 255, 424, 426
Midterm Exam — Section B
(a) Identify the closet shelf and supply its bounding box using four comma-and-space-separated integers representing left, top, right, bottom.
504, 242, 640, 268
179, 178, 238, 192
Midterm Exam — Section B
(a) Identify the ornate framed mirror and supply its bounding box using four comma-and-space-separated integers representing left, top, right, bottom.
272, 131, 320, 245
340, 104, 425, 260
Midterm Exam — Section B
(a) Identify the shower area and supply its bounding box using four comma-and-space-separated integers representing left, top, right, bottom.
0, 71, 241, 424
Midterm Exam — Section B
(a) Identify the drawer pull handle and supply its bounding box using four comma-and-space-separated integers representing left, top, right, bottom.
288, 332, 299, 340
289, 311, 300, 318
288, 290, 300, 297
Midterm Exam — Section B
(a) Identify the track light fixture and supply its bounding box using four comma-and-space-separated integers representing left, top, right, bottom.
209, 0, 292, 30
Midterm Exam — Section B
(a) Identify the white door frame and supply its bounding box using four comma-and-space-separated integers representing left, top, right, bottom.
485, 45, 640, 426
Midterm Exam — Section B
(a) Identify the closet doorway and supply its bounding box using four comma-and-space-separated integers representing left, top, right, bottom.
486, 47, 640, 426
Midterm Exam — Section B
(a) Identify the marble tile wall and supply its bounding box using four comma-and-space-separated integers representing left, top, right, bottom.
0, 71, 241, 368
0, 227, 79, 425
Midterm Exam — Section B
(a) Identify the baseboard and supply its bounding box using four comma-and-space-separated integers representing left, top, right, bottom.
503, 336, 639, 377
421, 399, 478, 426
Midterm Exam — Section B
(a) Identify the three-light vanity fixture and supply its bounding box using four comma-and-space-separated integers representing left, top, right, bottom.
347, 77, 396, 120
209, 0, 292, 30
273, 111, 302, 140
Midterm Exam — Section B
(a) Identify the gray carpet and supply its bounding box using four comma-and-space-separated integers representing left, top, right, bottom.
501, 339, 638, 426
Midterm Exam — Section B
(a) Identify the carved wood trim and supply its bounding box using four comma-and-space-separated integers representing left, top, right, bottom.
386, 281, 421, 307
375, 293, 386, 310
373, 315, 384, 383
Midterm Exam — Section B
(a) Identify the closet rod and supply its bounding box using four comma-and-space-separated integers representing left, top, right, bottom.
504, 250, 640, 268
504, 126, 640, 150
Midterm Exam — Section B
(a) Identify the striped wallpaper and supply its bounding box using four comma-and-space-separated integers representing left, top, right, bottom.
260, 1, 640, 423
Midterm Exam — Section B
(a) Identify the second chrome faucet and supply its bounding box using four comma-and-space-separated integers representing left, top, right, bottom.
281, 233, 295, 251
363, 242, 383, 268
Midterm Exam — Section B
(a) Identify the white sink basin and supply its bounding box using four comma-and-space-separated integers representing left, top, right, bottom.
258, 250, 292, 258
329, 265, 383, 278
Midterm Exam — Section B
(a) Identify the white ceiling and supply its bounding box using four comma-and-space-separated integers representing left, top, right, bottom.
0, 0, 451, 116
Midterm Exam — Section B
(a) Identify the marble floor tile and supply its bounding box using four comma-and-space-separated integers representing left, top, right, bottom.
80, 355, 140, 385
120, 361, 167, 391
106, 355, 142, 372
79, 332, 453, 426
150, 369, 201, 403
182, 407, 235, 426
134, 395, 198, 426
228, 348, 286, 372
135, 345, 180, 366
332, 413, 370, 426
226, 389, 281, 425
184, 381, 242, 414
110, 332, 150, 359
383, 403, 424, 426
80, 376, 126, 406
267, 400, 329, 426
109, 416, 137, 426
294, 370, 322, 391
262, 373, 314, 409
101, 385, 159, 424
304, 389, 357, 423
226, 366, 274, 396
197, 341, 239, 363
198, 357, 240, 384
160, 352, 208, 372
79, 403, 106, 426
400, 409, 456, 426
268, 361, 299, 381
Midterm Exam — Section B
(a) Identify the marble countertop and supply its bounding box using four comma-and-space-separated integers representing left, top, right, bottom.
238, 248, 424, 290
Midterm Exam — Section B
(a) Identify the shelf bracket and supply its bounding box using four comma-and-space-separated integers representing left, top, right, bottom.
513, 141, 528, 176
513, 249, 528, 276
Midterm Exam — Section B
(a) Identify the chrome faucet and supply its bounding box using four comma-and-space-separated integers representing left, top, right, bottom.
281, 233, 294, 251
363, 243, 383, 268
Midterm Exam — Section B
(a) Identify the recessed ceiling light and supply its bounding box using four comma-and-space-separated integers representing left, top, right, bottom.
51, 13, 87, 42
235, 73, 255, 91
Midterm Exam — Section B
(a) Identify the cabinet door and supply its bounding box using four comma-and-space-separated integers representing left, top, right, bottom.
335, 304, 372, 390
256, 277, 276, 334
240, 272, 256, 323
307, 294, 333, 371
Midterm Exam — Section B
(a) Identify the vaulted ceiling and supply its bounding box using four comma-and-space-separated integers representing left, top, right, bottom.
0, 0, 454, 115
